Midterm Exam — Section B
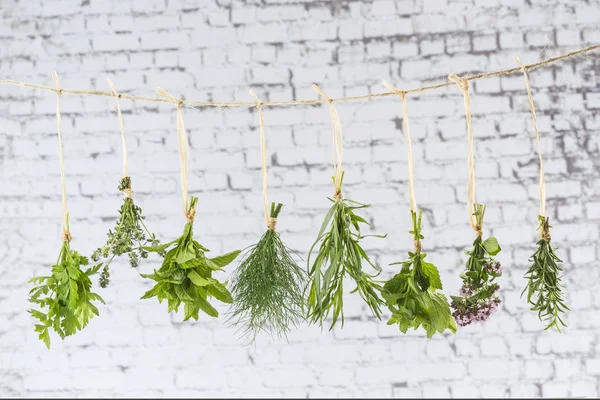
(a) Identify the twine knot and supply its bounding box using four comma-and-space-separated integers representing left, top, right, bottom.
186, 208, 196, 223
448, 73, 469, 93
62, 230, 72, 242
413, 240, 422, 253
121, 188, 133, 198
540, 229, 551, 243
475, 226, 483, 237
176, 99, 184, 108
333, 190, 342, 200
267, 217, 277, 231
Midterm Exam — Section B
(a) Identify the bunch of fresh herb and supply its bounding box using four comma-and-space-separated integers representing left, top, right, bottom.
140, 196, 240, 321
382, 210, 457, 338
227, 202, 307, 342
306, 173, 386, 329
28, 216, 105, 348
451, 204, 503, 327
92, 177, 160, 288
522, 216, 568, 331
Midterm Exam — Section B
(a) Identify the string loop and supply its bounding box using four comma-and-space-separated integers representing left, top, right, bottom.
249, 89, 271, 229
107, 78, 131, 198
313, 84, 344, 198
448, 73, 479, 233
52, 72, 70, 241
515, 56, 546, 220
156, 87, 190, 219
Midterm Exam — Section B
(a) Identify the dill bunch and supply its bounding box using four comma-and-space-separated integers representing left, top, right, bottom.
383, 210, 457, 338
227, 202, 307, 343
92, 177, 160, 288
28, 216, 105, 348
523, 216, 569, 331
306, 174, 386, 329
140, 196, 240, 321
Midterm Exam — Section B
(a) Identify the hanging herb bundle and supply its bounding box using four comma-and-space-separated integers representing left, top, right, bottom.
92, 177, 161, 288
28, 217, 105, 348
140, 196, 240, 320
28, 73, 104, 348
383, 211, 456, 337
380, 84, 455, 338
522, 217, 568, 331
514, 56, 568, 332
228, 202, 306, 341
448, 74, 503, 327
450, 204, 503, 327
227, 91, 307, 341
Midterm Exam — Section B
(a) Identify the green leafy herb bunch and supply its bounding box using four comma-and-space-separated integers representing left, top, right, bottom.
382, 210, 457, 338
522, 216, 568, 331
140, 196, 240, 321
306, 173, 386, 329
28, 216, 105, 348
451, 204, 503, 327
92, 177, 160, 288
228, 202, 307, 342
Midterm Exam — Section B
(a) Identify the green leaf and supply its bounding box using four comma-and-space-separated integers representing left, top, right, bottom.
209, 250, 241, 268
196, 296, 219, 318
482, 237, 501, 256
141, 239, 177, 253
420, 260, 443, 290
39, 328, 51, 349
187, 270, 211, 286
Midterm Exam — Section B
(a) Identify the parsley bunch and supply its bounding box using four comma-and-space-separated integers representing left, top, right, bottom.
451, 204, 503, 327
28, 217, 105, 348
228, 203, 307, 342
92, 177, 160, 288
383, 211, 457, 338
140, 196, 240, 321
306, 173, 386, 329
523, 216, 569, 331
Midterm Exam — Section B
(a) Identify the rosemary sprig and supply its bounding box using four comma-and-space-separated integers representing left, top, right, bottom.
451, 204, 503, 327
28, 215, 105, 348
228, 202, 307, 342
522, 216, 569, 331
140, 196, 240, 321
92, 177, 160, 288
306, 173, 386, 330
383, 210, 457, 338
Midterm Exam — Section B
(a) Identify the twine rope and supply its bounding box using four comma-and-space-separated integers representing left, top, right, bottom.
107, 78, 132, 199
514, 56, 547, 226
448, 73, 480, 235
156, 88, 191, 221
51, 72, 71, 242
0, 45, 597, 108
249, 89, 275, 230
313, 84, 344, 198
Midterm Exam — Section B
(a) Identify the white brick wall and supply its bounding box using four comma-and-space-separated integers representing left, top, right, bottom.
1, 0, 599, 397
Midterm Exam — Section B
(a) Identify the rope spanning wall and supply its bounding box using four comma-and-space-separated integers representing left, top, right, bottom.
0, 43, 598, 108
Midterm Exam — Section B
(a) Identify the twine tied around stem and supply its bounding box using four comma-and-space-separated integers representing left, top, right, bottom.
448, 73, 479, 234
156, 88, 190, 221
313, 84, 344, 200
52, 72, 71, 242
106, 78, 132, 199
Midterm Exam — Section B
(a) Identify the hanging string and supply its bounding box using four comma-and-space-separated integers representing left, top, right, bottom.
51, 73, 71, 242
312, 84, 344, 199
514, 57, 549, 240
249, 90, 275, 231
448, 73, 480, 236
106, 78, 132, 199
156, 88, 192, 222
383, 81, 421, 253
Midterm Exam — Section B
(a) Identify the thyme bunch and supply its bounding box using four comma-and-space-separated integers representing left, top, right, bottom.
522, 216, 569, 331
306, 174, 386, 329
92, 177, 160, 288
28, 216, 105, 348
228, 202, 307, 342
451, 204, 503, 327
140, 196, 240, 321
383, 211, 457, 338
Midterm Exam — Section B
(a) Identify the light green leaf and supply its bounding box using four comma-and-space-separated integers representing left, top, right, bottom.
482, 237, 501, 256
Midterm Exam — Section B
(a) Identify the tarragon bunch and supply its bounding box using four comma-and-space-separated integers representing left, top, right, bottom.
451, 204, 502, 327
383, 211, 457, 338
523, 216, 569, 331
140, 196, 240, 321
306, 173, 386, 329
92, 177, 160, 288
228, 202, 307, 342
28, 217, 105, 348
